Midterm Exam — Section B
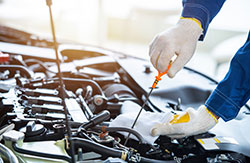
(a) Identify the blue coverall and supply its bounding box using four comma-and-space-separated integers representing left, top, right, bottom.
182, 0, 250, 121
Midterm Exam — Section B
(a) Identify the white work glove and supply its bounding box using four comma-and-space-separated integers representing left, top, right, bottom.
151, 105, 218, 139
109, 101, 172, 144
149, 18, 203, 78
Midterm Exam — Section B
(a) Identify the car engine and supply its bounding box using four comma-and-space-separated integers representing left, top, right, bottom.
0, 25, 250, 163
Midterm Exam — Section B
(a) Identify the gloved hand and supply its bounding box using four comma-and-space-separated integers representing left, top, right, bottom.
151, 105, 218, 138
149, 18, 203, 78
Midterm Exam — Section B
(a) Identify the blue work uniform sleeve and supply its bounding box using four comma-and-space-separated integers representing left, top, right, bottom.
205, 31, 250, 121
182, 0, 226, 40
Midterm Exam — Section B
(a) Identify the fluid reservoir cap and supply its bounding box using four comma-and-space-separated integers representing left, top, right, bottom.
20, 121, 46, 137
3, 130, 24, 142
144, 65, 152, 74
93, 95, 106, 106
0, 52, 9, 63
53, 124, 65, 133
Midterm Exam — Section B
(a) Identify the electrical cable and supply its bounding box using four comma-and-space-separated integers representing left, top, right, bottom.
0, 65, 33, 78
24, 59, 57, 74
12, 143, 71, 163
78, 131, 94, 141
11, 56, 28, 67
184, 66, 218, 84
0, 115, 7, 127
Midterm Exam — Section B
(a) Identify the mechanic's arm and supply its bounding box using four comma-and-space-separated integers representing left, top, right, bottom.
152, 44, 250, 138
149, 0, 226, 138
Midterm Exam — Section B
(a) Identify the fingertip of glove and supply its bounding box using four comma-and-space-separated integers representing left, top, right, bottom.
151, 127, 160, 137
167, 70, 176, 78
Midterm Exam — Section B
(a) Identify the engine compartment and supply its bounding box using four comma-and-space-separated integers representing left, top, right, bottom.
0, 26, 250, 163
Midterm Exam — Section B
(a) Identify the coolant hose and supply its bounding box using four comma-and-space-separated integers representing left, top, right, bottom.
0, 143, 18, 163
12, 143, 72, 163
140, 157, 176, 163
73, 137, 123, 158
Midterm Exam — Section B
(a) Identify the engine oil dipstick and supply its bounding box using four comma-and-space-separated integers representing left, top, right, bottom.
124, 60, 173, 146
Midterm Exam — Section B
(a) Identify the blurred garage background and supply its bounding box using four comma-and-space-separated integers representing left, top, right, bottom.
0, 0, 249, 81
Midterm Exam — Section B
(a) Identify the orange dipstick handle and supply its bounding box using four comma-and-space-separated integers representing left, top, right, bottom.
152, 61, 172, 89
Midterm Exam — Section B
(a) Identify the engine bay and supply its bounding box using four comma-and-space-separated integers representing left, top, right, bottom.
0, 25, 250, 163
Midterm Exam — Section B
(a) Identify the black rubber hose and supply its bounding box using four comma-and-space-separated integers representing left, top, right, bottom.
53, 77, 104, 96
12, 143, 72, 163
72, 137, 175, 163
140, 157, 176, 163
72, 137, 123, 159
0, 65, 33, 78
0, 143, 18, 163
79, 110, 110, 130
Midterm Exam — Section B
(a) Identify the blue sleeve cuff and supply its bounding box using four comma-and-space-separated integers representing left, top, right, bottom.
205, 89, 241, 122
182, 3, 210, 41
